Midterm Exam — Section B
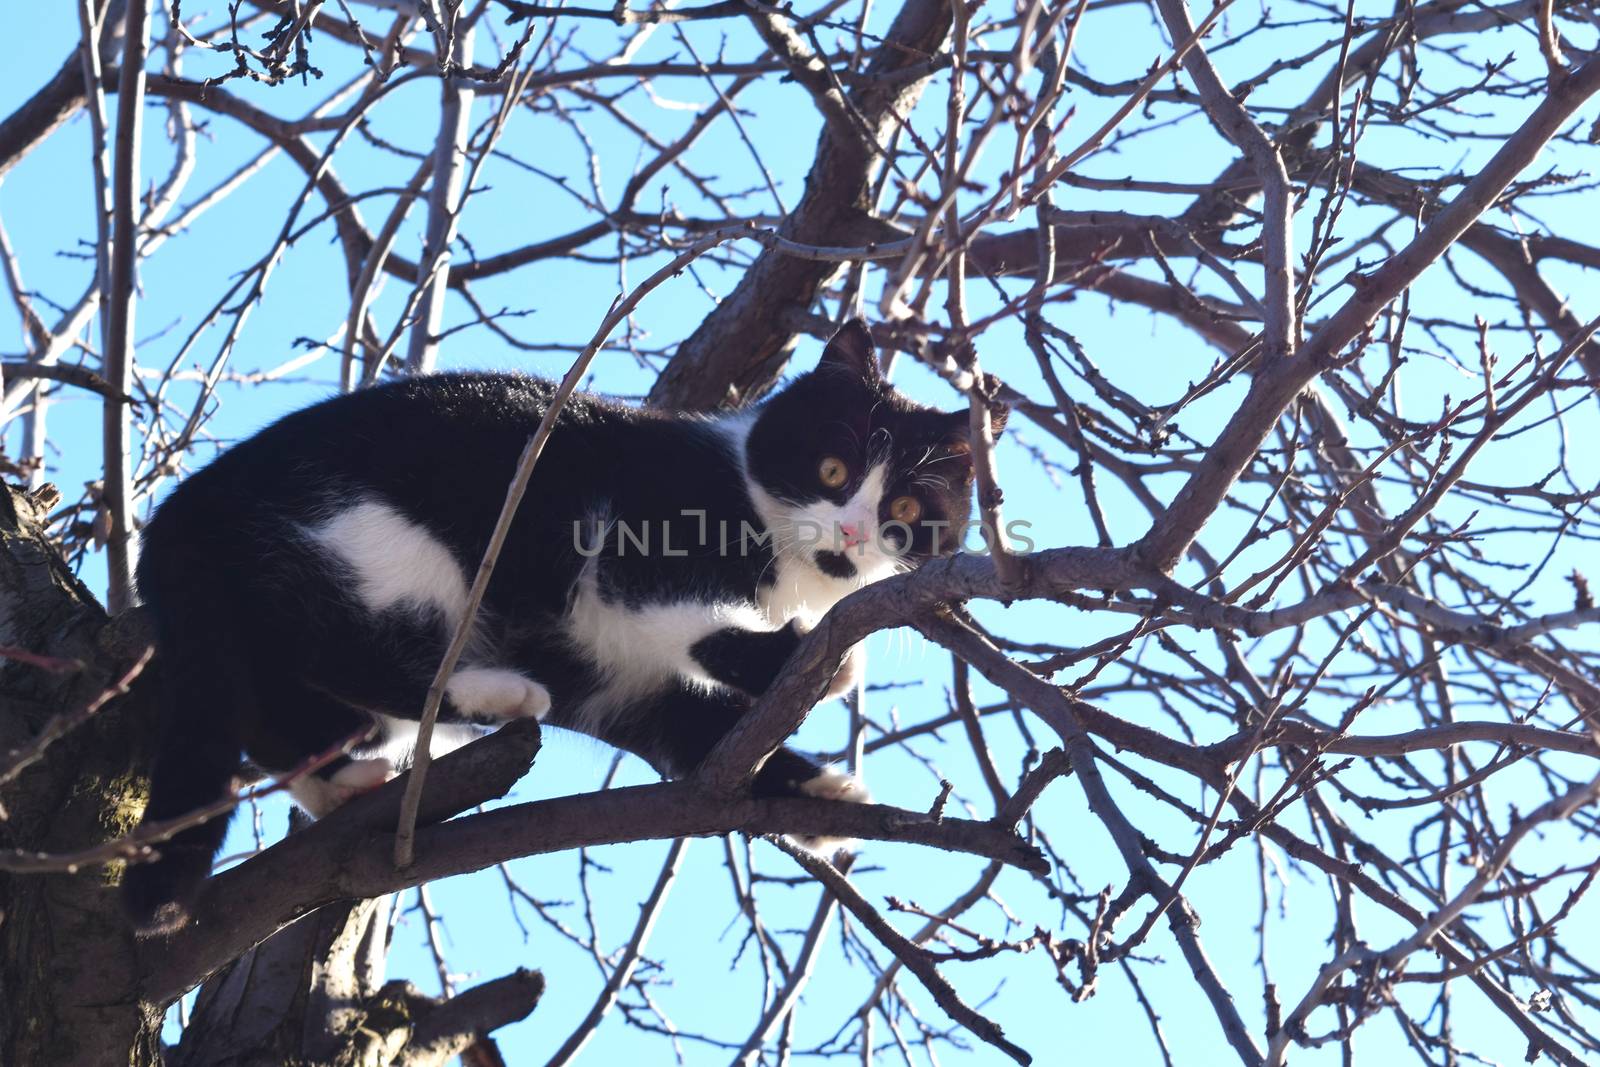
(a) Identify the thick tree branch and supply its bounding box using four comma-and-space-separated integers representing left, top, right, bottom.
1135, 56, 1600, 571
141, 719, 1042, 1008
646, 0, 955, 408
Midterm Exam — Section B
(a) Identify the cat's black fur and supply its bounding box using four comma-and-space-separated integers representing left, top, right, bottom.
123, 321, 993, 932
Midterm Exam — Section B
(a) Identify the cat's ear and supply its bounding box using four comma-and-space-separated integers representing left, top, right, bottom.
940, 404, 1009, 451
818, 320, 880, 383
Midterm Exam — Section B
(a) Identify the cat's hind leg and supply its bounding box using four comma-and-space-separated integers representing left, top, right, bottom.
122, 624, 251, 934
244, 672, 392, 817
287, 756, 397, 816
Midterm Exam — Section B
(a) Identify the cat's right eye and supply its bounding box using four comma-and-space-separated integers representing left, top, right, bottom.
818, 456, 849, 488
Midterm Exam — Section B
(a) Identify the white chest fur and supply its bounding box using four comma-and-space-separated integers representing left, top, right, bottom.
756, 554, 863, 629
563, 566, 778, 726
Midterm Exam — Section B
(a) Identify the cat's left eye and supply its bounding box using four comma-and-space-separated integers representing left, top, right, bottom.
888, 496, 923, 524
818, 456, 849, 488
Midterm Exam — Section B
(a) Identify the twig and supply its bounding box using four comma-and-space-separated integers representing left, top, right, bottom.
545, 837, 689, 1067
101, 0, 150, 614
1023, 0, 1236, 200
1538, 0, 1566, 83
404, 22, 476, 374
1, 360, 130, 401
731, 865, 839, 1065
772, 836, 1034, 1065
0, 731, 361, 874
0, 645, 152, 809
392, 225, 762, 869
0, 644, 85, 674
1153, 0, 1295, 361
1135, 57, 1600, 571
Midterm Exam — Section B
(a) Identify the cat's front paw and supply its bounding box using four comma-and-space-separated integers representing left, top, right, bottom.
446, 667, 552, 721
790, 767, 871, 857
822, 642, 864, 702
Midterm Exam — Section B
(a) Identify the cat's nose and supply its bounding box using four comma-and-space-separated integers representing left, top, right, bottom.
839, 521, 866, 547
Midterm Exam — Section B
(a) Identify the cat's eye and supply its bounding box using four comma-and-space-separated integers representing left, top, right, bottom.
888, 496, 923, 524
818, 456, 849, 489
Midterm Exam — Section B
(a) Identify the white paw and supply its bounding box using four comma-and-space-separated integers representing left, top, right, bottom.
822, 642, 865, 702
798, 767, 871, 804
289, 757, 395, 817
446, 667, 552, 721
791, 768, 871, 856
331, 756, 396, 794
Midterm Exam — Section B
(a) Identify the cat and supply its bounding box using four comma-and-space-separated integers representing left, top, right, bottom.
122, 320, 1003, 932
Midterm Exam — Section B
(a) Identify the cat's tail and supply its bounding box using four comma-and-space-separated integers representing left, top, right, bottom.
122, 614, 250, 935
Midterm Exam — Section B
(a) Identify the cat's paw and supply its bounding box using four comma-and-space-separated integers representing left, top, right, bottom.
446, 667, 552, 721
822, 642, 865, 702
790, 767, 871, 857
290, 757, 396, 817
332, 756, 397, 794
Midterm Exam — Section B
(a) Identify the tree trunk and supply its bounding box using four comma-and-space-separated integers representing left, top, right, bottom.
0, 480, 163, 1064
0, 482, 543, 1064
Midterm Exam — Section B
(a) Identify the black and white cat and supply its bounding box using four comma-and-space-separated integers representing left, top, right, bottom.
123, 320, 999, 932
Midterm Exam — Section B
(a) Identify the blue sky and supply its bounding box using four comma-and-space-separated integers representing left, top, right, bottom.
5, 1, 1599, 1063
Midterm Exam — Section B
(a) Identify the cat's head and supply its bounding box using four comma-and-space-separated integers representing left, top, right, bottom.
744, 321, 1006, 588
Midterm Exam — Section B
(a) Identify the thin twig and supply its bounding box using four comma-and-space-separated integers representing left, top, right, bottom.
393, 225, 763, 869
101, 0, 150, 614
772, 837, 1034, 1065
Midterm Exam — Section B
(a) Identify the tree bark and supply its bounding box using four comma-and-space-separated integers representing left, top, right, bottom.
645, 0, 955, 410
0, 481, 163, 1065
0, 481, 544, 1065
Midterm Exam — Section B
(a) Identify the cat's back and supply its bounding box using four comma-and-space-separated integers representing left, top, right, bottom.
147, 372, 613, 517
137, 371, 731, 584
